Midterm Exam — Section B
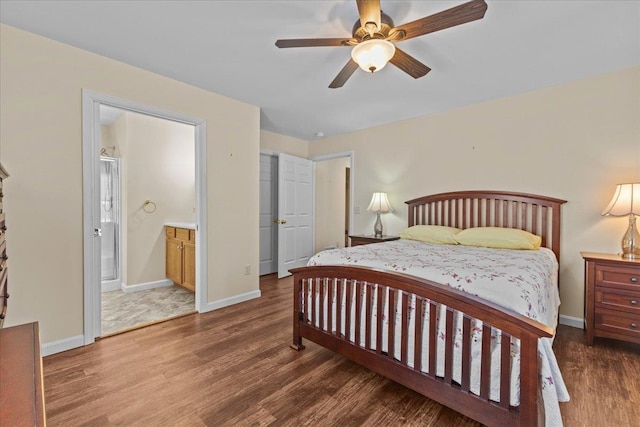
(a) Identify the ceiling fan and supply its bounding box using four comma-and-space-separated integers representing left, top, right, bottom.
275, 0, 488, 88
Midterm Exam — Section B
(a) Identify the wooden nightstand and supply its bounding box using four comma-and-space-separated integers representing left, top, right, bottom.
582, 252, 640, 346
349, 234, 400, 247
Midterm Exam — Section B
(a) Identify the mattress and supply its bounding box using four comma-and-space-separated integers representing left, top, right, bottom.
307, 238, 570, 427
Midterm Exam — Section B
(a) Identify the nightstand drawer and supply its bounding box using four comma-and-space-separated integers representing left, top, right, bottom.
596, 265, 640, 291
595, 309, 640, 338
595, 287, 640, 314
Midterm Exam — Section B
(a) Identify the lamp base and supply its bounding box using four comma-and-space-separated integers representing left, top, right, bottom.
621, 215, 640, 259
374, 212, 383, 238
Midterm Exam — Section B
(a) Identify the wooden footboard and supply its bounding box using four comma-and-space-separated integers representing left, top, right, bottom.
290, 265, 553, 427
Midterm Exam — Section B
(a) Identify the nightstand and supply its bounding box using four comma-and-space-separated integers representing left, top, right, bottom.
349, 234, 400, 247
582, 252, 640, 346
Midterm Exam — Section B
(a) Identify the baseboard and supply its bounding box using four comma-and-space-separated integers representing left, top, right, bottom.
42, 289, 257, 355
41, 334, 84, 357
121, 279, 173, 293
559, 314, 584, 329
101, 279, 121, 293
202, 290, 261, 312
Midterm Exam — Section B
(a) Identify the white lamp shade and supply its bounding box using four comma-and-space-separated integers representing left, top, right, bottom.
602, 183, 640, 216
367, 192, 392, 213
351, 39, 396, 73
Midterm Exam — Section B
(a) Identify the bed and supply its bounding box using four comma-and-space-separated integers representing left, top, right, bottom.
289, 191, 568, 427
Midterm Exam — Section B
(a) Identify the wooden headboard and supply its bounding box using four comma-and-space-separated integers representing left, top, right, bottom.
405, 191, 567, 262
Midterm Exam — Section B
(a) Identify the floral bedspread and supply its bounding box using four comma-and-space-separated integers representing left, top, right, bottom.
308, 239, 570, 427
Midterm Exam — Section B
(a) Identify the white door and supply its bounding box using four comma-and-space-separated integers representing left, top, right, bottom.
259, 154, 278, 275
277, 153, 314, 278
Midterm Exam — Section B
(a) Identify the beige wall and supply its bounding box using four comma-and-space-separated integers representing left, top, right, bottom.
100, 125, 113, 153
105, 112, 196, 286
260, 130, 309, 158
314, 157, 350, 253
309, 66, 640, 320
0, 24, 260, 345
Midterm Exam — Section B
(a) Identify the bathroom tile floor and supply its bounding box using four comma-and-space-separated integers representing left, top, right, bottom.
101, 285, 195, 336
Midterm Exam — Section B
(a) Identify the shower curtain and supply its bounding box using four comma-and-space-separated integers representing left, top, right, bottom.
100, 158, 119, 281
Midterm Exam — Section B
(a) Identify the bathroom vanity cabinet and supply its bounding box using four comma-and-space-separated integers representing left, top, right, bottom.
165, 226, 196, 292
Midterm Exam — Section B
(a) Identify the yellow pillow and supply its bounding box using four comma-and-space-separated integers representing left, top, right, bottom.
399, 225, 462, 245
453, 227, 541, 250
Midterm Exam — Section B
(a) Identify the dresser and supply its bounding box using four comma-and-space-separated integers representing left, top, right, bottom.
0, 163, 8, 326
349, 234, 400, 247
0, 322, 46, 426
582, 252, 640, 345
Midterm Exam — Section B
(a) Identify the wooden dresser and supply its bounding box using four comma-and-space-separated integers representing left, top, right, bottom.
165, 226, 196, 292
0, 164, 47, 426
0, 163, 8, 325
582, 252, 640, 345
0, 322, 46, 426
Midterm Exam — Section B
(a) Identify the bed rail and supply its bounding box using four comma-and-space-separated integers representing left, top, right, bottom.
290, 265, 552, 427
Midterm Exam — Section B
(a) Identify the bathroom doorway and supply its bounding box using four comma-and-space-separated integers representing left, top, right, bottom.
98, 105, 197, 337
82, 90, 208, 345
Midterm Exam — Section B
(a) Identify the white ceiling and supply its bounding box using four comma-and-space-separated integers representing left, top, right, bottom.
1, 1, 638, 141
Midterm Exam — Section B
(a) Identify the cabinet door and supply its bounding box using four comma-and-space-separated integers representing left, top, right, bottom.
182, 241, 196, 292
166, 237, 183, 284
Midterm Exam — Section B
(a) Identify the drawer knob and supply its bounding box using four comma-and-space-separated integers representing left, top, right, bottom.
632, 300, 639, 305
632, 323, 638, 329
631, 277, 638, 283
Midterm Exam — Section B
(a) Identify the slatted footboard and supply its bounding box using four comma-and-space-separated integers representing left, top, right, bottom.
290, 265, 553, 427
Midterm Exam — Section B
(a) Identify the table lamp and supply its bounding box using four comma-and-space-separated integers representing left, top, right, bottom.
367, 192, 392, 238
602, 182, 640, 259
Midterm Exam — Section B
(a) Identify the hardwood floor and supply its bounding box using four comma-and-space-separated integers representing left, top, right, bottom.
43, 274, 640, 426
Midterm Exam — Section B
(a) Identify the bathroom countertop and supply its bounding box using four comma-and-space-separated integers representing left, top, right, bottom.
165, 222, 196, 230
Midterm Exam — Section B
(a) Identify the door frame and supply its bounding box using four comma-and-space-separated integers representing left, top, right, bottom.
82, 89, 208, 345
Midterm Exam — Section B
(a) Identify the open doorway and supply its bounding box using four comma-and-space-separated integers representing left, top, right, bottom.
98, 105, 197, 336
82, 90, 208, 345
314, 156, 351, 253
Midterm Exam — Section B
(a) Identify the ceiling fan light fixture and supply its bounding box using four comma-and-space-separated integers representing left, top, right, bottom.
351, 39, 395, 73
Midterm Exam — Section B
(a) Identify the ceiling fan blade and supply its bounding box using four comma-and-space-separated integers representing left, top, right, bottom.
390, 48, 431, 79
356, 0, 381, 33
329, 59, 359, 89
393, 0, 488, 41
275, 38, 352, 48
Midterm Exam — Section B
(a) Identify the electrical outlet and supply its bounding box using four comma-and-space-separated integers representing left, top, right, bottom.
244, 264, 251, 275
